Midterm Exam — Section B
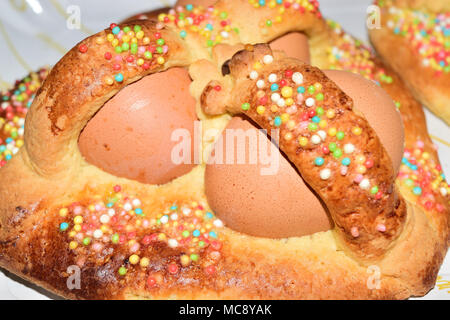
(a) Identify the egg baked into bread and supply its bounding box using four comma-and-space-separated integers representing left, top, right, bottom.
0, 0, 448, 300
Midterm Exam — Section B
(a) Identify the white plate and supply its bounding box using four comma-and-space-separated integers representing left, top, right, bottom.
0, 0, 448, 300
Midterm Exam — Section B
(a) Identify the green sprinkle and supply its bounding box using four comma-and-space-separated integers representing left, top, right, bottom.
336, 131, 345, 140
241, 103, 250, 111
118, 267, 127, 276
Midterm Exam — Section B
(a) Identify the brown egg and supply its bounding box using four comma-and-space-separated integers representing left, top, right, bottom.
79, 67, 197, 185
205, 71, 404, 238
324, 70, 404, 174
270, 32, 311, 63
205, 117, 333, 238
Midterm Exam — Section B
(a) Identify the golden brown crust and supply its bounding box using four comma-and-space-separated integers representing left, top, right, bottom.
0, 0, 448, 300
369, 0, 450, 124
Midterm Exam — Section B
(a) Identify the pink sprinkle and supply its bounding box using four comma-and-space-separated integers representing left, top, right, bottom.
92, 243, 103, 252
354, 174, 363, 183
340, 166, 348, 176
376, 224, 386, 232
138, 46, 146, 54
130, 243, 140, 253
163, 45, 169, 53
350, 227, 359, 238
142, 219, 150, 228
297, 93, 304, 103
299, 121, 309, 130
286, 105, 298, 114
416, 140, 424, 148
73, 206, 82, 214
156, 22, 164, 30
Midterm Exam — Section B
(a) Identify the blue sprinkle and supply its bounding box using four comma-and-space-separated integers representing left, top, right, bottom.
342, 157, 351, 166
112, 26, 120, 35
186, 4, 193, 11
5, 154, 12, 161
270, 83, 279, 91
170, 205, 178, 211
312, 116, 320, 123
413, 186, 422, 195
205, 212, 213, 219
314, 157, 324, 166
297, 86, 305, 93
394, 27, 400, 34
206, 24, 213, 31
106, 202, 114, 208
115, 73, 124, 82
180, 30, 187, 38
60, 222, 69, 231
209, 231, 218, 239
135, 208, 143, 215
274, 116, 282, 127
193, 229, 200, 237
5, 138, 13, 144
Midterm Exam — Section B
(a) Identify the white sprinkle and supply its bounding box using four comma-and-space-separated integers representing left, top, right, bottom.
18, 128, 24, 136
440, 187, 448, 196
292, 72, 303, 84
170, 213, 178, 220
344, 143, 355, 154
250, 71, 259, 80
221, 31, 229, 38
132, 198, 141, 207
182, 207, 191, 215
305, 97, 315, 107
93, 229, 103, 239
422, 59, 430, 66
168, 239, 178, 248
277, 98, 286, 107
311, 135, 321, 145
123, 203, 132, 211
160, 215, 169, 224
213, 219, 223, 228
100, 214, 110, 224
256, 79, 265, 88
320, 169, 331, 180
359, 179, 370, 190
108, 208, 116, 217
317, 130, 327, 141
268, 73, 278, 83
263, 55, 274, 64
271, 93, 281, 102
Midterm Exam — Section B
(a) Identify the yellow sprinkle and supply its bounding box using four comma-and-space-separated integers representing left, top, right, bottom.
74, 216, 83, 224
106, 34, 114, 42
157, 57, 165, 65
326, 109, 335, 119
256, 106, 266, 115
319, 120, 328, 128
352, 127, 362, 135
253, 62, 262, 70
69, 241, 78, 250
140, 257, 150, 268
129, 254, 140, 265
122, 35, 130, 43
73, 225, 81, 232
95, 37, 105, 45
59, 208, 69, 217
143, 37, 150, 45
180, 255, 190, 267
68, 231, 76, 238
16, 140, 24, 148
287, 120, 296, 130
137, 58, 144, 66
136, 30, 144, 39
270, 105, 278, 113
281, 113, 290, 122
111, 39, 119, 47
328, 127, 337, 136
357, 165, 367, 174
281, 86, 293, 98
158, 233, 166, 241
298, 136, 308, 146
100, 225, 109, 233
356, 155, 366, 164
285, 132, 293, 141
104, 77, 114, 85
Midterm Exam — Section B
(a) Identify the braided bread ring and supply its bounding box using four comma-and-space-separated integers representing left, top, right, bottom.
0, 0, 448, 299
369, 0, 450, 124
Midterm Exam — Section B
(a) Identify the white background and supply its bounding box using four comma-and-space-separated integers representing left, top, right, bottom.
0, 0, 448, 299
